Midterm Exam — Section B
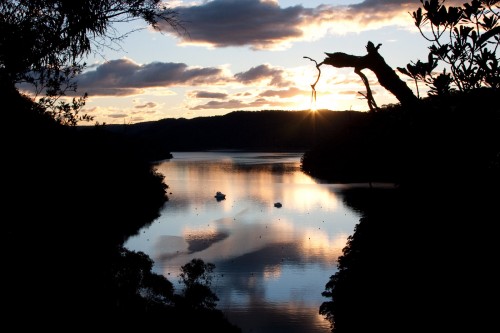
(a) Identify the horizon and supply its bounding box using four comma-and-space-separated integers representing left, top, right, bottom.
77, 108, 362, 126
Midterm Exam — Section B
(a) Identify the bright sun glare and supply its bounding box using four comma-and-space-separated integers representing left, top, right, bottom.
309, 100, 318, 112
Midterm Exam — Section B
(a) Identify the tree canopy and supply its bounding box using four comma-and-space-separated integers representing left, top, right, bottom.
305, 0, 499, 110
399, 0, 499, 96
0, 0, 184, 124
1, 0, 182, 85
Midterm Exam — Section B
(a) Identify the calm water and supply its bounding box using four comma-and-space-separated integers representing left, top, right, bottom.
125, 151, 362, 333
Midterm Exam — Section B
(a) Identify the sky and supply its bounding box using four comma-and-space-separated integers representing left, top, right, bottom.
74, 0, 439, 124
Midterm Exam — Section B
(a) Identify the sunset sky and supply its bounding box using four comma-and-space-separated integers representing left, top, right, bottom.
76, 0, 438, 124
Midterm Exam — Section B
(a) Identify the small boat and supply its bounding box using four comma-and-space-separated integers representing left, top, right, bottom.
215, 191, 226, 200
274, 202, 282, 208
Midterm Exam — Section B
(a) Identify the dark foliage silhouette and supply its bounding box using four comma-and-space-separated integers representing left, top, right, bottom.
0, 0, 184, 125
176, 259, 219, 311
3, 87, 167, 324
1, 1, 238, 328
304, 0, 499, 111
319, 179, 498, 332
308, 1, 499, 332
3, 79, 240, 332
164, 259, 240, 332
399, 0, 500, 94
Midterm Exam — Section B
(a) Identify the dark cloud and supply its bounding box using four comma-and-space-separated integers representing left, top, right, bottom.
162, 0, 314, 49
193, 91, 228, 99
350, 0, 419, 9
76, 59, 226, 96
107, 113, 128, 119
71, 59, 296, 100
351, 0, 462, 9
346, 0, 466, 26
160, 0, 427, 49
234, 64, 290, 87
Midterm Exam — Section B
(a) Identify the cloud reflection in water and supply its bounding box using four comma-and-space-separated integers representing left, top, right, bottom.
125, 152, 360, 333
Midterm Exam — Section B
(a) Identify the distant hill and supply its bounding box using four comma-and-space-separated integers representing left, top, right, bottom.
83, 110, 368, 158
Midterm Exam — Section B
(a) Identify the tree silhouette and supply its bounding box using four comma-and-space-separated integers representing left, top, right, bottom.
176, 258, 219, 311
305, 0, 499, 109
305, 41, 420, 111
399, 0, 500, 95
0, 0, 184, 124
312, 3, 500, 333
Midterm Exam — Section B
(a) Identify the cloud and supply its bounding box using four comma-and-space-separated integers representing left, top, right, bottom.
135, 102, 157, 109
190, 99, 247, 110
80, 104, 165, 125
234, 64, 290, 87
163, 0, 307, 49
82, 106, 97, 114
351, 0, 418, 8
187, 84, 304, 111
160, 0, 427, 49
258, 87, 306, 98
107, 113, 129, 119
190, 97, 282, 110
75, 59, 294, 97
352, 0, 463, 9
191, 91, 229, 99
76, 58, 227, 96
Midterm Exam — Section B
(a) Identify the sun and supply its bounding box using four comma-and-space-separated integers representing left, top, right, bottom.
309, 96, 318, 111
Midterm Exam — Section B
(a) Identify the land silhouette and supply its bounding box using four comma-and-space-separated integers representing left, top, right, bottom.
3, 87, 241, 331
5, 86, 498, 331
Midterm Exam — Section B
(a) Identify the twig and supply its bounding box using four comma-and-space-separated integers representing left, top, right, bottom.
303, 56, 324, 107
354, 68, 379, 112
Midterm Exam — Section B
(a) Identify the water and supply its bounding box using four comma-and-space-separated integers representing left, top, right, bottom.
125, 151, 362, 333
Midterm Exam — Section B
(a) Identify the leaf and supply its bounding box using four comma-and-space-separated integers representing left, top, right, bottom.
413, 8, 423, 27
397, 67, 411, 77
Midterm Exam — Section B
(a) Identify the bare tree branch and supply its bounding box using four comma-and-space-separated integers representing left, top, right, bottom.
303, 56, 324, 108
322, 42, 420, 108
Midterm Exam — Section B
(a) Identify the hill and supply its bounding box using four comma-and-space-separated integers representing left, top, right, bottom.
85, 110, 369, 157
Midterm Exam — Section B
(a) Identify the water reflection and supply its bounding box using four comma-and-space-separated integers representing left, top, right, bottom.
125, 151, 361, 333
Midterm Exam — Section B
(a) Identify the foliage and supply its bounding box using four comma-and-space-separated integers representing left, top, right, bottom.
177, 258, 220, 311
109, 247, 175, 312
37, 93, 92, 126
4, 89, 239, 330
0, 0, 183, 125
397, 53, 439, 97
398, 0, 500, 96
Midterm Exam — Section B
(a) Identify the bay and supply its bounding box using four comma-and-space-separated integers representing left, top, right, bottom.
125, 151, 363, 333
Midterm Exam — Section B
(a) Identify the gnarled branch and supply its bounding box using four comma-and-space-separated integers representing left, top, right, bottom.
322, 42, 420, 108
355, 68, 379, 112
